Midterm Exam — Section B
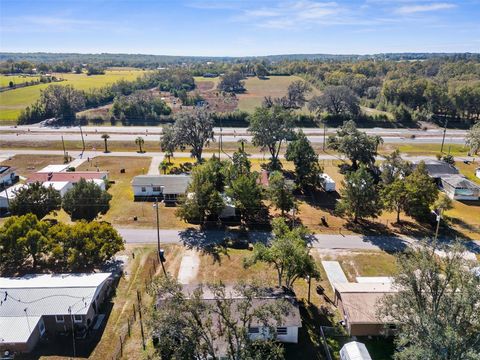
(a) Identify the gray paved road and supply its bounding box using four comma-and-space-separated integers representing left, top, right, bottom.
117, 228, 480, 254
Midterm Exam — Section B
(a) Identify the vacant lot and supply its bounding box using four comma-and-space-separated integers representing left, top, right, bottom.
0, 69, 147, 122
236, 75, 317, 113
0, 154, 66, 178
0, 74, 41, 87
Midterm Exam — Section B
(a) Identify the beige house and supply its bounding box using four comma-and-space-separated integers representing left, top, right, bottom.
333, 282, 397, 336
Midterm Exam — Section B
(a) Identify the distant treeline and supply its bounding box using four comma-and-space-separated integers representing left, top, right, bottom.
1, 52, 479, 73
18, 69, 194, 125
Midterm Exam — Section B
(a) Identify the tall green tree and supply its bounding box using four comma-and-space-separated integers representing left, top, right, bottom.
267, 171, 296, 217
285, 130, 322, 191
327, 120, 383, 171
380, 242, 480, 360
248, 105, 295, 170
381, 150, 413, 185
160, 124, 177, 163
40, 84, 86, 124
9, 182, 62, 219
174, 108, 215, 163
217, 71, 245, 93
336, 166, 382, 222
244, 218, 319, 288
0, 214, 49, 270
227, 172, 265, 226
62, 178, 112, 221
176, 163, 224, 224
381, 179, 409, 223
404, 162, 438, 220
148, 278, 287, 360
308, 85, 359, 116
466, 122, 480, 155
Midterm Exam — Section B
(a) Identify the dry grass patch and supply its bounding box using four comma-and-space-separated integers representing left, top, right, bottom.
1, 154, 66, 178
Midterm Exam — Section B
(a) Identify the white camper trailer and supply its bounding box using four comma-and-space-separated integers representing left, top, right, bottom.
340, 341, 372, 360
319, 173, 336, 192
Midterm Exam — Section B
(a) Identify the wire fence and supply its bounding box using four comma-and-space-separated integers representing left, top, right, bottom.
110, 256, 159, 360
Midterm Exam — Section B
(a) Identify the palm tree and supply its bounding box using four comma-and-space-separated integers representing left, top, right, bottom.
135, 136, 145, 153
101, 134, 110, 153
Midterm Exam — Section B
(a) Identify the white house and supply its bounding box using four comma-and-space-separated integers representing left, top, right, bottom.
441, 175, 480, 201
0, 166, 17, 187
132, 175, 191, 203
319, 173, 336, 192
0, 184, 27, 211
156, 285, 302, 351
42, 181, 72, 196
0, 273, 112, 353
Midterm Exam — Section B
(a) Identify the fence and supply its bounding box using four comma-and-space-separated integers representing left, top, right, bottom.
110, 256, 160, 360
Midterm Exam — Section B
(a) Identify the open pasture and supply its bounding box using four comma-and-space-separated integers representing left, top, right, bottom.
0, 69, 147, 122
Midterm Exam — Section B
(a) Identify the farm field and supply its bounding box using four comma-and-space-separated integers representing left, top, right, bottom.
236, 75, 319, 113
0, 74, 41, 87
0, 69, 147, 122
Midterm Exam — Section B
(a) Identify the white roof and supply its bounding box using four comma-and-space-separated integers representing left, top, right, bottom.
42, 181, 70, 191
340, 341, 372, 360
0, 273, 111, 344
0, 316, 42, 344
37, 164, 69, 173
0, 272, 111, 289
0, 183, 27, 200
333, 282, 396, 293
356, 277, 393, 284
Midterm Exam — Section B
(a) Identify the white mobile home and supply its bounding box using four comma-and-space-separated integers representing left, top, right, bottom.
0, 166, 17, 187
132, 175, 191, 203
0, 184, 27, 210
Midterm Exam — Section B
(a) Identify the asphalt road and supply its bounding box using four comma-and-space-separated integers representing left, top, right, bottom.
117, 228, 480, 255
0, 124, 467, 145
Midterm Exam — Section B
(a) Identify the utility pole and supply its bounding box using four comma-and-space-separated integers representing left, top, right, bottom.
61, 135, 67, 162
323, 119, 327, 151
79, 125, 85, 157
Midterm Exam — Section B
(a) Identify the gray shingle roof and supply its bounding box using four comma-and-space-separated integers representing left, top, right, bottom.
131, 175, 191, 194
412, 160, 459, 178
442, 175, 480, 190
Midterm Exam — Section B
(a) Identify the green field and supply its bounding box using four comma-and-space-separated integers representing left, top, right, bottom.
236, 75, 319, 113
0, 75, 41, 87
0, 69, 147, 122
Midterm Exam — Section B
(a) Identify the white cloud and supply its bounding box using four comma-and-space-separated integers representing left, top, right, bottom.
396, 2, 456, 14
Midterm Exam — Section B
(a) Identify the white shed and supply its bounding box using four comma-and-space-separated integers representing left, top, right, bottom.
340, 341, 372, 360
476, 168, 480, 179
319, 173, 336, 192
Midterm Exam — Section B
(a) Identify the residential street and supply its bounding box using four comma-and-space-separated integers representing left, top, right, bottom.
117, 228, 480, 255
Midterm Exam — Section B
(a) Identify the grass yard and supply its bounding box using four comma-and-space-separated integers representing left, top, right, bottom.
0, 74, 41, 87
237, 75, 319, 113
76, 156, 189, 229
0, 69, 147, 122
381, 143, 469, 157
0, 154, 66, 178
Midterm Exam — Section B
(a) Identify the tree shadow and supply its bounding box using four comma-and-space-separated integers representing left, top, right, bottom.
178, 228, 228, 264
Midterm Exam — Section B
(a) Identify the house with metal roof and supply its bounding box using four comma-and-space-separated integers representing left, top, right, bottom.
156, 284, 302, 352
441, 175, 480, 200
131, 175, 191, 203
0, 273, 112, 354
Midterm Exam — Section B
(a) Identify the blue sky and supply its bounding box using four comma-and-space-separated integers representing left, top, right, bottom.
0, 0, 479, 56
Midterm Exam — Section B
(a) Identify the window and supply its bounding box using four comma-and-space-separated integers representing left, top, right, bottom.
55, 315, 64, 323
141, 187, 146, 192
74, 315, 83, 323
152, 186, 163, 192
248, 327, 259, 334
39, 319, 46, 336
276, 327, 288, 335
